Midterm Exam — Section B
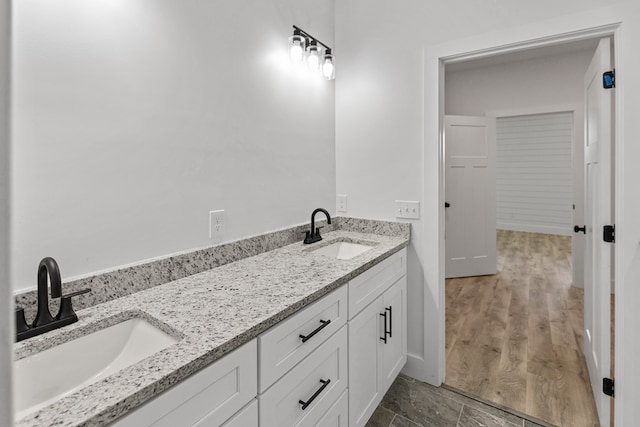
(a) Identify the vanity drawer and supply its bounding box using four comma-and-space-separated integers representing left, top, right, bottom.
316, 389, 348, 427
112, 340, 257, 427
219, 399, 258, 427
259, 326, 348, 427
348, 248, 406, 319
258, 286, 347, 392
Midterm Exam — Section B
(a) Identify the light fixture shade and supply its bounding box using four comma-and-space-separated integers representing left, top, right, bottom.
306, 41, 320, 71
322, 52, 335, 80
289, 34, 305, 64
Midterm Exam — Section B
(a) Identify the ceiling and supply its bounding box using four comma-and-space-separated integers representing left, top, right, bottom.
445, 38, 600, 73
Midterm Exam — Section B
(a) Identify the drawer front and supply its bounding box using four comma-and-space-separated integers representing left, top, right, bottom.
259, 286, 347, 392
315, 389, 348, 427
259, 326, 348, 427
219, 399, 258, 427
113, 340, 257, 427
348, 249, 406, 319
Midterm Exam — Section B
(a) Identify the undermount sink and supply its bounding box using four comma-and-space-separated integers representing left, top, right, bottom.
312, 241, 375, 260
13, 316, 179, 419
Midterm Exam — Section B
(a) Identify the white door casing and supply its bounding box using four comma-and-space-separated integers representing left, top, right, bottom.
583, 37, 613, 427
445, 115, 497, 278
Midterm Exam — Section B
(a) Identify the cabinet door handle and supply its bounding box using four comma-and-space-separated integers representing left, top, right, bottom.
299, 379, 331, 410
386, 306, 392, 338
380, 311, 388, 343
299, 319, 331, 343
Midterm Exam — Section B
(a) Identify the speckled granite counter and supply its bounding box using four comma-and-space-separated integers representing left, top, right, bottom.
14, 225, 410, 427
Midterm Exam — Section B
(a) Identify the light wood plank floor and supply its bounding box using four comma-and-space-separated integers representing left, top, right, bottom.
445, 230, 600, 427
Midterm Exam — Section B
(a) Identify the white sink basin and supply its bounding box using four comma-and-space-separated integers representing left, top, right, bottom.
14, 317, 179, 419
313, 241, 374, 260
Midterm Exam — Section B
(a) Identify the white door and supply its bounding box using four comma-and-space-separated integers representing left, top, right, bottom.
445, 115, 497, 278
583, 38, 613, 427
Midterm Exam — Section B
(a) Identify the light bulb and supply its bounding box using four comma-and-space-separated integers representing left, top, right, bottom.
307, 42, 320, 71
289, 34, 304, 64
322, 53, 335, 80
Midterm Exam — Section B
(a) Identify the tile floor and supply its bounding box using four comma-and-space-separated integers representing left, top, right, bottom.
366, 375, 552, 427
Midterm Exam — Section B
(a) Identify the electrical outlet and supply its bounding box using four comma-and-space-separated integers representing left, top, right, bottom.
337, 194, 348, 212
395, 200, 420, 219
209, 210, 224, 242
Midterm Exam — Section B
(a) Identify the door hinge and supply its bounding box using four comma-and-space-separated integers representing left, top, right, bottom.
603, 377, 615, 397
603, 225, 615, 243
603, 70, 615, 89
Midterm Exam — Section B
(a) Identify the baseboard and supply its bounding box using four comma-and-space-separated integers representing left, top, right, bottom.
401, 353, 441, 386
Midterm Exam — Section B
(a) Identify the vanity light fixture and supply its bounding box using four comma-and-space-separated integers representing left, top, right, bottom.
289, 25, 335, 80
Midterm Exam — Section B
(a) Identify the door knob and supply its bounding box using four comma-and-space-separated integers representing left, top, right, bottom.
574, 225, 586, 234
445, 202, 450, 208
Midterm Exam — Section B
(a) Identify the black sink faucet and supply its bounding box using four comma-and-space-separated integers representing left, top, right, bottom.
304, 208, 332, 244
33, 257, 62, 327
16, 257, 90, 342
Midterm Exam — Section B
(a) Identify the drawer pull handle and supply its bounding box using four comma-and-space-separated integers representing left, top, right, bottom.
299, 379, 331, 410
380, 311, 388, 343
299, 319, 331, 343
386, 306, 393, 338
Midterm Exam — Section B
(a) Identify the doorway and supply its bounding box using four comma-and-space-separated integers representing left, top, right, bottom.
441, 37, 614, 427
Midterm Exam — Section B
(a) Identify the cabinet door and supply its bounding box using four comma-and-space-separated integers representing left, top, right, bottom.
381, 277, 407, 393
348, 297, 385, 427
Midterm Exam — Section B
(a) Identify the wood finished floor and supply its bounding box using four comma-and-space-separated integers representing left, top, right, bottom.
445, 230, 600, 427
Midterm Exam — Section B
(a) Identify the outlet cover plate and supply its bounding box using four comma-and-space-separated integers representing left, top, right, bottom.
209, 210, 224, 242
337, 195, 348, 213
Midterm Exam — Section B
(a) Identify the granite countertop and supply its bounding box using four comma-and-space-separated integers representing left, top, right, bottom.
14, 229, 409, 427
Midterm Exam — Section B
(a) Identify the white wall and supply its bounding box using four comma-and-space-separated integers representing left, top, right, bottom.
11, 0, 335, 292
336, 1, 640, 423
445, 48, 593, 116
494, 112, 574, 235
0, 0, 11, 422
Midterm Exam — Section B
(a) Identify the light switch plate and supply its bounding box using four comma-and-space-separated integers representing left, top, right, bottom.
337, 194, 348, 212
395, 200, 420, 219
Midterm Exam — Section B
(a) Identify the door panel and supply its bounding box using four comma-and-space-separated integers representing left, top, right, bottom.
445, 115, 497, 278
583, 37, 612, 427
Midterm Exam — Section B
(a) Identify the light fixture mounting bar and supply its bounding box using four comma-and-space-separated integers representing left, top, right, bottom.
292, 25, 332, 51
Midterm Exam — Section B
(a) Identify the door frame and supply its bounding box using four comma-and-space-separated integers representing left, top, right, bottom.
424, 22, 623, 424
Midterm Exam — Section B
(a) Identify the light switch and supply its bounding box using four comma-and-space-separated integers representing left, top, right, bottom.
395, 200, 420, 219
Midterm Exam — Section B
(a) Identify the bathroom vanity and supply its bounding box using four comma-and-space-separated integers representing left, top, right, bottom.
13, 218, 409, 427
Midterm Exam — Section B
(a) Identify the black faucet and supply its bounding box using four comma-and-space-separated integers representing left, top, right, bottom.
15, 257, 90, 342
304, 208, 332, 244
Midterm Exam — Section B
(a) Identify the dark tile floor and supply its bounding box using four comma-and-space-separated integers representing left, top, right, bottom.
366, 375, 553, 427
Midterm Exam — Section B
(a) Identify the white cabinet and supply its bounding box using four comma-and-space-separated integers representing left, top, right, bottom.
348, 249, 407, 427
259, 286, 347, 392
112, 247, 407, 427
220, 400, 258, 427
381, 277, 407, 389
259, 326, 348, 427
112, 340, 257, 427
315, 390, 349, 427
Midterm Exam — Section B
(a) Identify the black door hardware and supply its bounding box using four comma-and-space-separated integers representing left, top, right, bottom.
603, 377, 615, 397
299, 319, 331, 343
380, 311, 388, 343
299, 379, 331, 410
603, 225, 615, 243
386, 306, 393, 338
574, 225, 586, 234
444, 202, 450, 208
